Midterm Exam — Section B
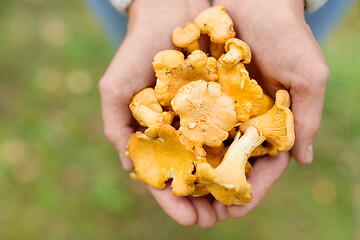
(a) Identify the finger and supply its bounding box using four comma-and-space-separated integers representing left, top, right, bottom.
227, 152, 290, 218
289, 45, 329, 164
99, 76, 135, 170
148, 185, 197, 226
190, 197, 217, 228
212, 200, 230, 222
99, 36, 157, 170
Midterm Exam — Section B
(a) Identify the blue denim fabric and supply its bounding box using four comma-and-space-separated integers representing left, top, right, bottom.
84, 0, 128, 47
305, 0, 355, 43
85, 0, 355, 47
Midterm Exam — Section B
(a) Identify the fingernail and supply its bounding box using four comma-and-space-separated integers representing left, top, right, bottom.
305, 145, 313, 164
119, 152, 125, 161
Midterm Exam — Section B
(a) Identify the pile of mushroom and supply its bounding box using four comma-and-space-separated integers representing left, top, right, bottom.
126, 6, 295, 206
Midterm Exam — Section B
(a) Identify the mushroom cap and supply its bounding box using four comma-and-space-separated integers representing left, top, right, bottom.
194, 6, 236, 43
192, 181, 209, 197
153, 50, 218, 106
172, 80, 237, 147
172, 22, 201, 48
131, 88, 163, 113
240, 90, 295, 156
220, 38, 252, 65
129, 88, 174, 127
218, 63, 264, 122
127, 124, 197, 196
251, 94, 274, 117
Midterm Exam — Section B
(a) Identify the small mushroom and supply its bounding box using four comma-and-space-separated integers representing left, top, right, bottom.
172, 80, 237, 147
197, 126, 265, 205
153, 50, 218, 106
127, 124, 200, 196
204, 144, 253, 177
240, 90, 295, 156
194, 6, 236, 44
218, 62, 264, 122
251, 94, 274, 117
172, 22, 201, 54
129, 88, 174, 127
219, 38, 252, 65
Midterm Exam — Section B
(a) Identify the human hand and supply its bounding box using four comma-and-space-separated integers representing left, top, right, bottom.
213, 0, 329, 217
99, 0, 224, 228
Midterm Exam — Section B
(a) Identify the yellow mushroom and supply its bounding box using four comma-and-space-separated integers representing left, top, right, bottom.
172, 80, 237, 148
129, 88, 174, 127
219, 38, 252, 65
204, 144, 253, 176
197, 126, 265, 205
218, 62, 264, 122
194, 6, 236, 44
240, 90, 295, 156
204, 144, 227, 168
172, 22, 201, 54
126, 124, 200, 196
251, 94, 274, 117
153, 50, 217, 106
251, 144, 269, 157
210, 42, 225, 59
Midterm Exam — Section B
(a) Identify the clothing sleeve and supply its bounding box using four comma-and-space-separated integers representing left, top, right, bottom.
109, 0, 329, 14
109, 0, 133, 13
305, 0, 328, 13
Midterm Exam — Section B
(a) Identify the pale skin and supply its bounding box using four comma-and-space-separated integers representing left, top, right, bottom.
99, 0, 329, 228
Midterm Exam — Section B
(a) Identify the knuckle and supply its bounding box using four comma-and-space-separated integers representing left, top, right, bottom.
294, 63, 329, 91
314, 63, 330, 85
296, 117, 321, 138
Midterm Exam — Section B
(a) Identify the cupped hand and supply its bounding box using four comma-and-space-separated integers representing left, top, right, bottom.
213, 0, 329, 217
99, 0, 222, 228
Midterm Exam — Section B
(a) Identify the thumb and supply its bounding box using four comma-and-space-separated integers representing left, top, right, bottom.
290, 63, 329, 164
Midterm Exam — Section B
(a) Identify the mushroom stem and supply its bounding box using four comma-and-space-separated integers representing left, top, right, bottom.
214, 126, 265, 192
240, 90, 295, 156
185, 41, 200, 55
220, 45, 244, 65
219, 38, 252, 65
130, 102, 174, 127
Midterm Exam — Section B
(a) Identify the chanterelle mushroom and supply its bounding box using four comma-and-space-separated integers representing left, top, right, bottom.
153, 50, 217, 106
204, 144, 253, 177
197, 126, 265, 205
218, 62, 264, 122
129, 88, 174, 127
172, 80, 237, 147
219, 38, 252, 65
194, 6, 236, 44
240, 90, 295, 156
251, 94, 274, 117
172, 22, 201, 54
127, 124, 199, 196
210, 42, 225, 59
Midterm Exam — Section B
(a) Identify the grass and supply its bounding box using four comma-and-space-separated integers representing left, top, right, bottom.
0, 0, 359, 239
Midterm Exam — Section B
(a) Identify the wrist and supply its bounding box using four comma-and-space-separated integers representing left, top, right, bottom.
128, 0, 193, 29
214, 0, 305, 25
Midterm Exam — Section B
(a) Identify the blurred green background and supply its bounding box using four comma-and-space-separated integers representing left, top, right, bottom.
0, 0, 359, 239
